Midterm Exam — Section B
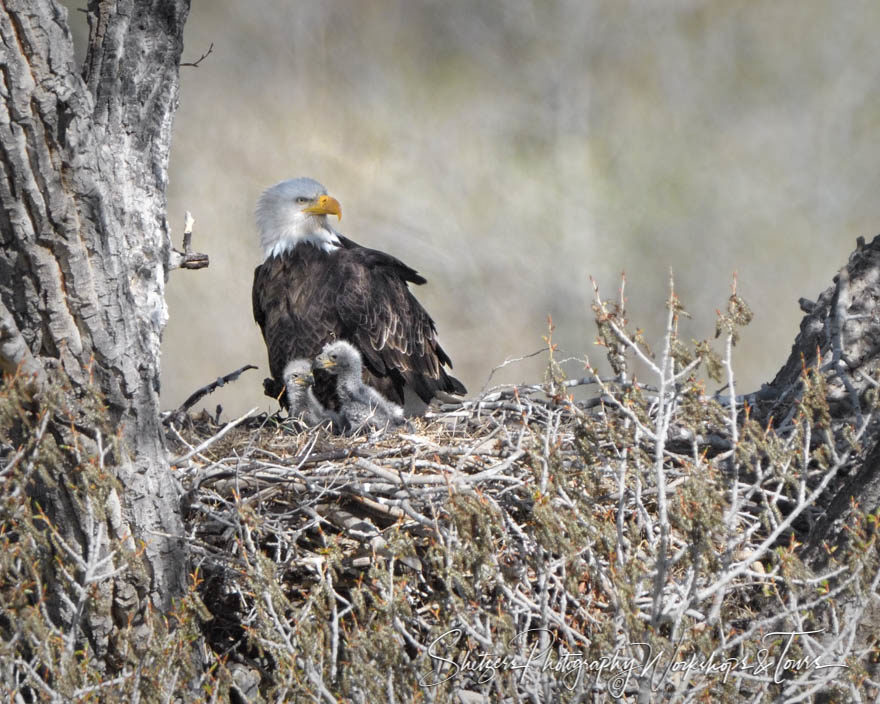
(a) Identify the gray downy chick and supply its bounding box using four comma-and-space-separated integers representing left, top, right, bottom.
315, 340, 406, 432
282, 358, 340, 429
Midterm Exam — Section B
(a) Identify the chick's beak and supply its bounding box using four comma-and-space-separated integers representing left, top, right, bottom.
315, 356, 335, 370
302, 194, 342, 220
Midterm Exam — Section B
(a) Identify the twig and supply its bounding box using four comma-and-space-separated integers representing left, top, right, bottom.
170, 407, 258, 465
181, 42, 214, 68
480, 348, 547, 393
164, 363, 258, 423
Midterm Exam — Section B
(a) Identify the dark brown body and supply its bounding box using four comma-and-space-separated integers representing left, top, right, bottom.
252, 236, 465, 410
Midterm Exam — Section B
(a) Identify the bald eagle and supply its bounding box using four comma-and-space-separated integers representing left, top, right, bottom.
252, 177, 466, 413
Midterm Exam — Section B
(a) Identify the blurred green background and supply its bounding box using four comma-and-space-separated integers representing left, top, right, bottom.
68, 1, 880, 417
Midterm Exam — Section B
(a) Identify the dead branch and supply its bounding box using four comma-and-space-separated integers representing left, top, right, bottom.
169, 211, 210, 270
181, 42, 214, 68
163, 363, 258, 425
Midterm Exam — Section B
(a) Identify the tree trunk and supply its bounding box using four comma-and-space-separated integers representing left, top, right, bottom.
754, 234, 880, 562
0, 0, 190, 658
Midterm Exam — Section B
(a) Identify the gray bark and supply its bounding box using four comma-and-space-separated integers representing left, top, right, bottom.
752, 237, 880, 691
754, 235, 880, 562
0, 0, 190, 649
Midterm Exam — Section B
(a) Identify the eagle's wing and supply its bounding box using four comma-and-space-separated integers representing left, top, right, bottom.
251, 264, 267, 336
336, 235, 426, 285
335, 239, 464, 403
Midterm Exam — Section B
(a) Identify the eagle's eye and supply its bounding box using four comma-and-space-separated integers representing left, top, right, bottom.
295, 196, 309, 205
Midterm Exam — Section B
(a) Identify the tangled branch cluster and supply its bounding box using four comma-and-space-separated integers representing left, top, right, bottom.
2, 274, 876, 702
166, 277, 878, 703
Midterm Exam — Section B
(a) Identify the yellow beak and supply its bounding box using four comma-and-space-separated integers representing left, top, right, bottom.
302, 194, 342, 220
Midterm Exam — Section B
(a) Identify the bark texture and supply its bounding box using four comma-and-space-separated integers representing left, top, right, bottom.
0, 0, 190, 642
754, 235, 880, 561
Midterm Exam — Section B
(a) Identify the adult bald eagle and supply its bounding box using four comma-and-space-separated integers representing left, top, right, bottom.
252, 177, 466, 413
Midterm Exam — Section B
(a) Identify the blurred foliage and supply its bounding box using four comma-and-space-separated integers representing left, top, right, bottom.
59, 0, 879, 420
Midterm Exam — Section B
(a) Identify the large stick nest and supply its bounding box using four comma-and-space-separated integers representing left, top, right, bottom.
165, 361, 879, 702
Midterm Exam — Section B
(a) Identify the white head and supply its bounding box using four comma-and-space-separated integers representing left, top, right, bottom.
256, 177, 343, 260
315, 340, 363, 378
